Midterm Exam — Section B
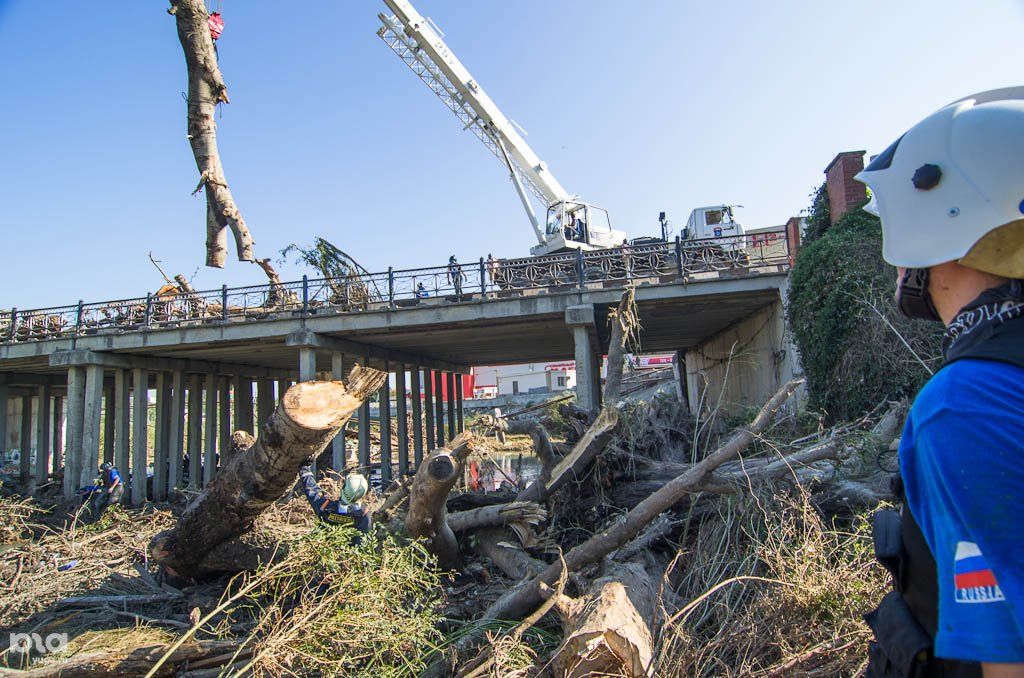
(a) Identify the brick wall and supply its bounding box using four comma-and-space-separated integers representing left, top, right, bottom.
824, 151, 867, 224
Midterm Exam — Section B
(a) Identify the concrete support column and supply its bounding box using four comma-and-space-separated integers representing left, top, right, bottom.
187, 375, 202, 489
434, 371, 446, 447
592, 350, 603, 409
423, 368, 435, 453
233, 376, 254, 435
113, 370, 131, 483
63, 366, 86, 498
277, 379, 291, 404
52, 395, 64, 474
19, 395, 31, 486
167, 370, 186, 491
566, 305, 599, 413
455, 375, 465, 434
102, 388, 115, 465
298, 348, 317, 383
358, 396, 371, 473
395, 363, 408, 477
379, 362, 392, 486
0, 379, 8, 457
411, 367, 423, 469
203, 373, 217, 486
257, 379, 275, 432
331, 353, 347, 471
35, 385, 51, 485
218, 376, 231, 468
131, 368, 149, 506
153, 372, 170, 501
446, 372, 457, 441
80, 364, 105, 490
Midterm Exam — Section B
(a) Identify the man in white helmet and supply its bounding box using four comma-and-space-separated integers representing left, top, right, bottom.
298, 460, 371, 537
857, 88, 1024, 677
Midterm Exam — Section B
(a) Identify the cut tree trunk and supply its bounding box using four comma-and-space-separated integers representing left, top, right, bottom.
602, 287, 638, 403
405, 432, 476, 570
168, 0, 254, 269
149, 367, 386, 577
545, 560, 659, 678
447, 501, 546, 533
475, 527, 546, 580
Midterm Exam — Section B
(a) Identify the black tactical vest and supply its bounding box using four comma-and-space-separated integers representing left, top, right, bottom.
865, 302, 1024, 677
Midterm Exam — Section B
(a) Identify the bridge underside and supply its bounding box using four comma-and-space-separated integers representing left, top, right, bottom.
0, 275, 785, 378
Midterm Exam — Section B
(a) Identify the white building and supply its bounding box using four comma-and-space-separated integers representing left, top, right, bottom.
473, 362, 576, 398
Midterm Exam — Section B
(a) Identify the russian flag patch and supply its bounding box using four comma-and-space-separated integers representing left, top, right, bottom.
954, 541, 1005, 604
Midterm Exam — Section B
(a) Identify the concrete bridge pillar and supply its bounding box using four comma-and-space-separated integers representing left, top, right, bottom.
131, 368, 148, 506
0, 378, 8, 459
80, 364, 105, 490
411, 366, 423, 469
298, 347, 317, 383
331, 353, 347, 471
187, 374, 203, 490
423, 368, 435, 454
52, 395, 64, 476
35, 385, 51, 486
256, 378, 274, 432
233, 376, 254, 435
102, 387, 114, 465
566, 305, 600, 413
358, 355, 371, 472
395, 363, 408, 477
203, 373, 217, 487
153, 371, 169, 501
167, 370, 185, 492
218, 376, 231, 475
455, 375, 465, 434
446, 372, 456, 442
19, 395, 31, 487
113, 369, 131, 490
434, 371, 446, 447
379, 361, 392, 486
63, 366, 85, 499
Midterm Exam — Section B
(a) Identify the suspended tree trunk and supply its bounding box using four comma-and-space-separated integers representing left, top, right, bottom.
602, 286, 639, 403
150, 366, 386, 578
405, 432, 475, 570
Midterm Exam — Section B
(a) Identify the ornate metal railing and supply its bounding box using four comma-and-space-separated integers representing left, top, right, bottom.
0, 230, 788, 344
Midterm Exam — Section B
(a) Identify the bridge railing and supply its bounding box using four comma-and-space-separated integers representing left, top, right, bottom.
0, 230, 789, 343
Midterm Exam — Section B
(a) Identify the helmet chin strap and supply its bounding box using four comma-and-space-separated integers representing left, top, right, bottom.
896, 268, 941, 322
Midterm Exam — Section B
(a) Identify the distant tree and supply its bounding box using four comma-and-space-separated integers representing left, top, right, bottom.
786, 201, 942, 421
801, 183, 831, 244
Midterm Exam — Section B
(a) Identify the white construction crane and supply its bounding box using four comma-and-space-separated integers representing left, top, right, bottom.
377, 0, 626, 256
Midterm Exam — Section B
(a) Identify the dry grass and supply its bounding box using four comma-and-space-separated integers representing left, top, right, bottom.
653, 490, 887, 677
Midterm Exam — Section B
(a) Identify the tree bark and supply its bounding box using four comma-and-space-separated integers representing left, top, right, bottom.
472, 379, 802, 628
405, 432, 476, 570
602, 287, 638, 403
544, 560, 659, 678
475, 527, 546, 580
447, 501, 546, 533
149, 366, 386, 577
168, 0, 254, 268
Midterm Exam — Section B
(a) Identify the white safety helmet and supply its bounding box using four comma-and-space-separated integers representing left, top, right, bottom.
341, 473, 368, 505
855, 86, 1024, 280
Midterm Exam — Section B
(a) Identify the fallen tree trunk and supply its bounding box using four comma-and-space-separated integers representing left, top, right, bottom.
150, 366, 386, 577
16, 640, 242, 678
447, 501, 546, 533
468, 379, 803, 635
545, 560, 659, 678
475, 527, 546, 580
516, 406, 618, 504
405, 432, 475, 570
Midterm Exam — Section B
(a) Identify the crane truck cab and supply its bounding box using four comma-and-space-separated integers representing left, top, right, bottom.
530, 200, 626, 256
682, 205, 745, 251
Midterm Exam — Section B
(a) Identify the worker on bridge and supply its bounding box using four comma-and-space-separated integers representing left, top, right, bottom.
857, 87, 1024, 676
297, 461, 371, 539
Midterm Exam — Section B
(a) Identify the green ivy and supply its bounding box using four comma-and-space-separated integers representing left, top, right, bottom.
787, 199, 942, 420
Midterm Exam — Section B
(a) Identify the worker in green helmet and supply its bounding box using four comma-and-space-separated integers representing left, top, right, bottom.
298, 460, 371, 537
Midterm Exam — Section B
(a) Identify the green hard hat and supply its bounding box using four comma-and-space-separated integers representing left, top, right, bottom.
342, 473, 368, 505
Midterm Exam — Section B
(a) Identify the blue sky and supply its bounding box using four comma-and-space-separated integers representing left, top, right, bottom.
1, 0, 1022, 308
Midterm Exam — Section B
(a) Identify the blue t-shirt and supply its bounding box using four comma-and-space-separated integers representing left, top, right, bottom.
104, 468, 121, 486
899, 358, 1024, 662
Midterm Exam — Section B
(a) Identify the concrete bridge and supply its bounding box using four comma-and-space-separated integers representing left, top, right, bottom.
0, 232, 797, 503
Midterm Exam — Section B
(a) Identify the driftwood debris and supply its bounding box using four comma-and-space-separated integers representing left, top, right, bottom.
14, 640, 244, 678
149, 366, 386, 577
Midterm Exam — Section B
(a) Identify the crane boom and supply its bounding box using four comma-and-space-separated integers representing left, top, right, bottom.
377, 0, 571, 235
